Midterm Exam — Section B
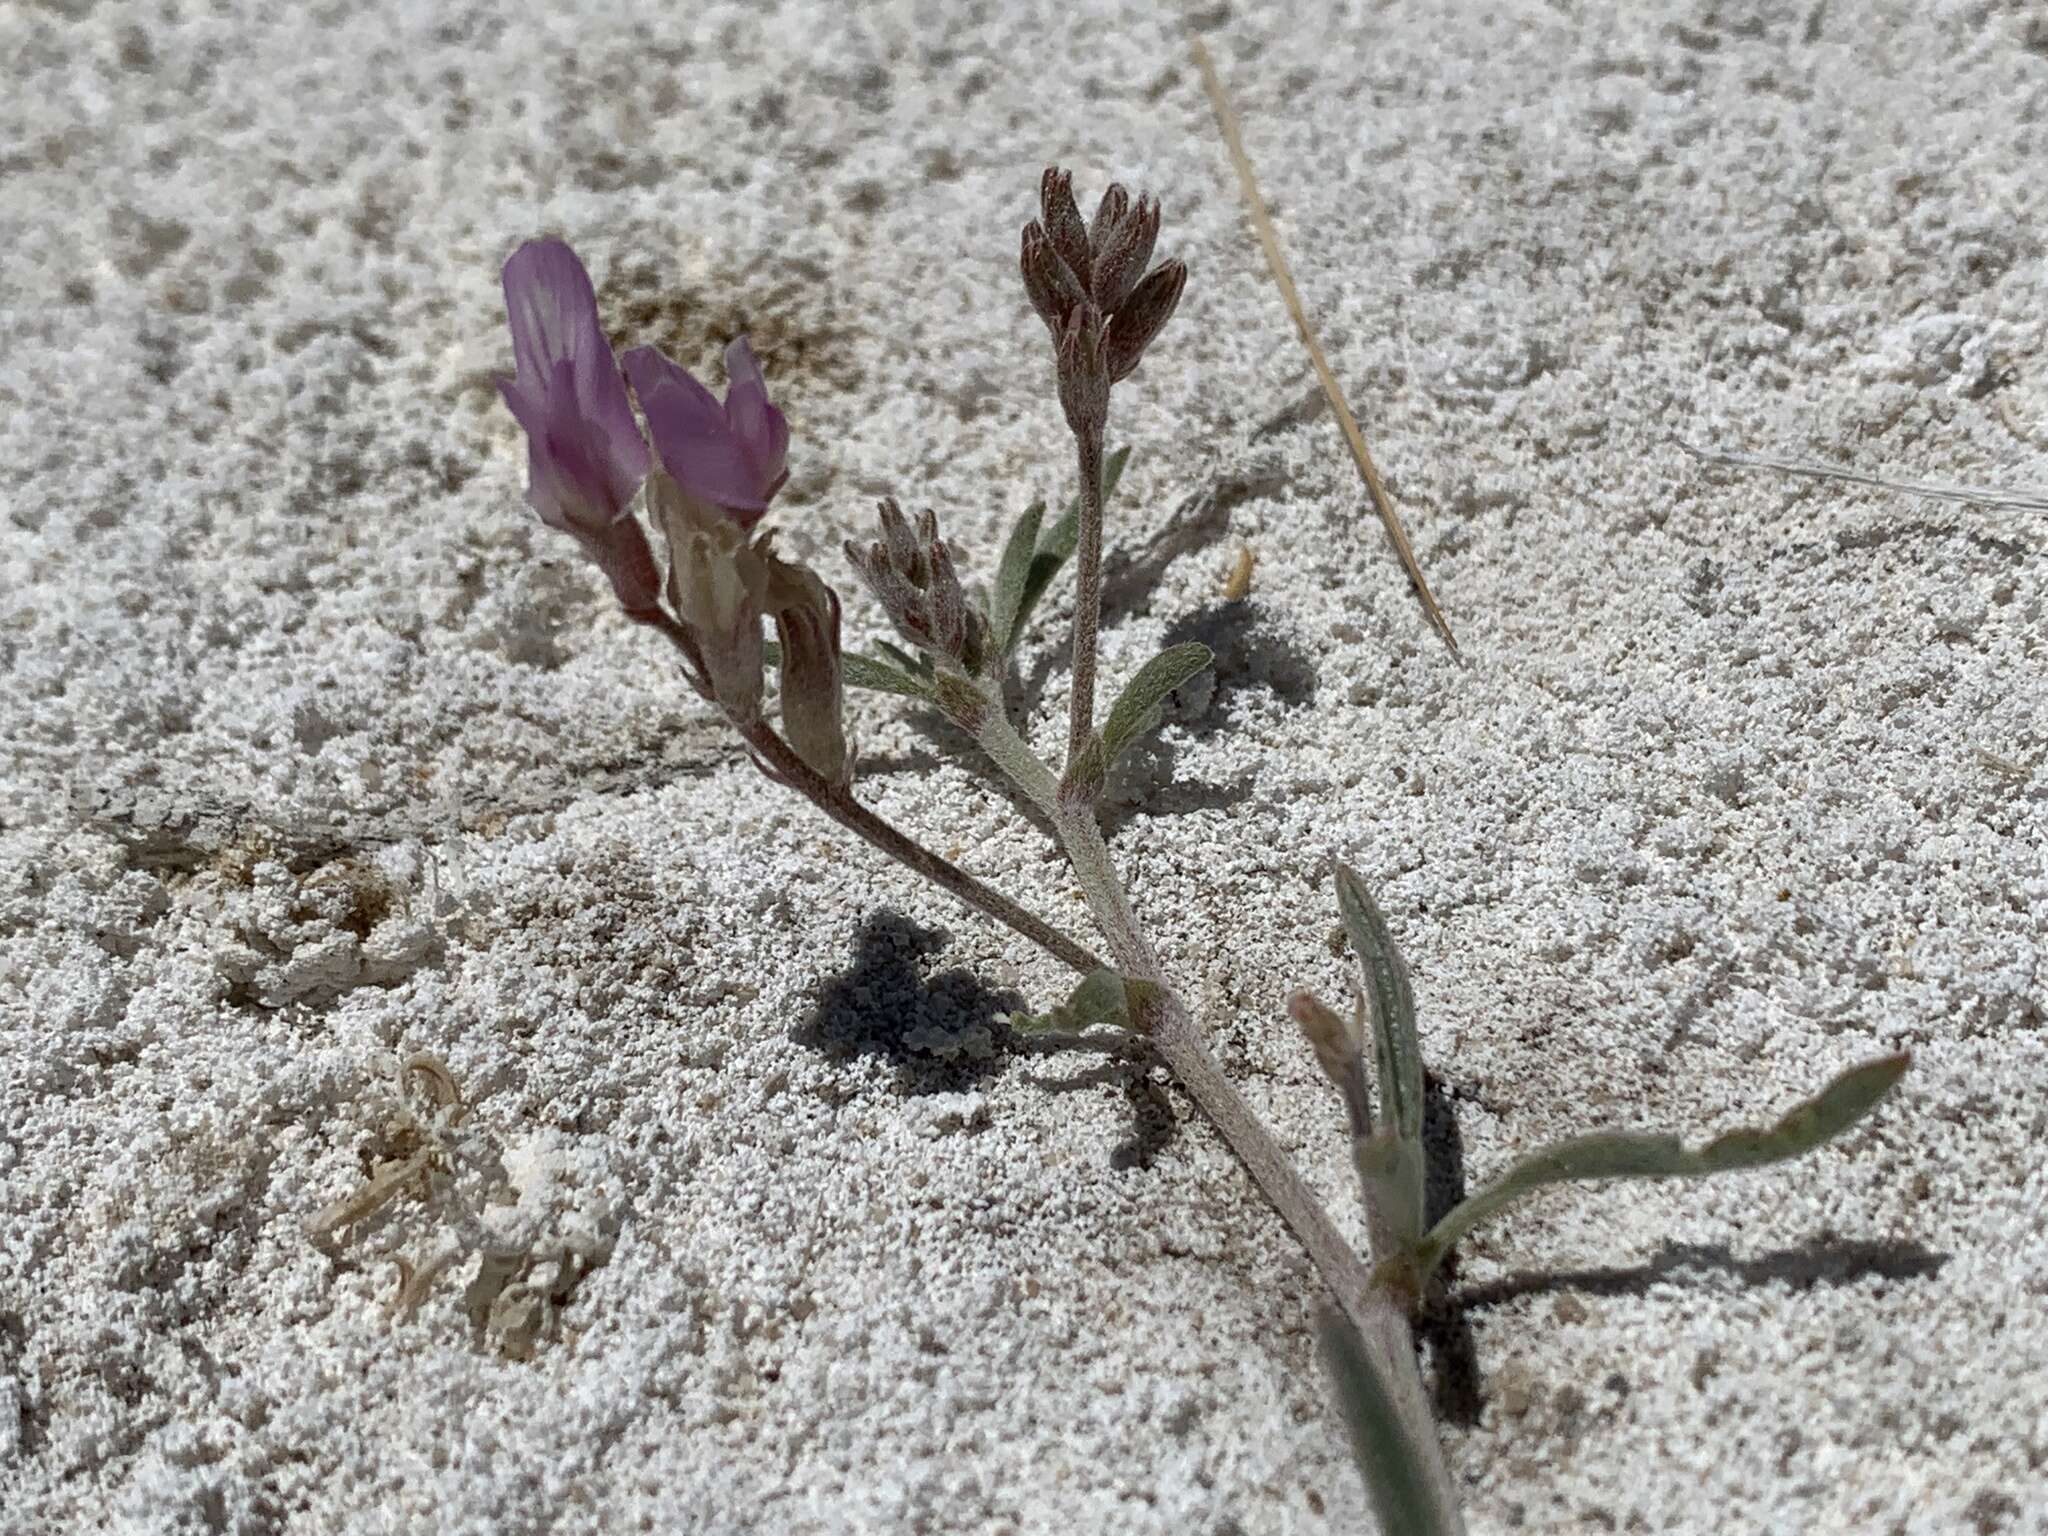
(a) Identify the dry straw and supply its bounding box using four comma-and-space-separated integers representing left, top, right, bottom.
1192, 37, 1465, 662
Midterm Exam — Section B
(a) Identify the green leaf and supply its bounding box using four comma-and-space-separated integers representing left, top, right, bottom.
1334, 864, 1423, 1145
1317, 1310, 1463, 1536
1005, 968, 1158, 1036
1353, 1128, 1405, 1179
988, 500, 1045, 655
1100, 643, 1214, 765
1003, 445, 1133, 656
844, 653, 935, 699
1334, 863, 1427, 1250
1413, 1052, 1912, 1279
872, 639, 934, 680
765, 641, 934, 702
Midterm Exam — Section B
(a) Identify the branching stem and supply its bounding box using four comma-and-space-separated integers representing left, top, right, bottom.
641, 611, 1104, 975
974, 706, 1461, 1524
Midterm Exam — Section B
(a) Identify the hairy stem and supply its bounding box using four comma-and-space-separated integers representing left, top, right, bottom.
975, 706, 1461, 1520
740, 719, 1104, 974
1065, 428, 1106, 767
643, 612, 1104, 975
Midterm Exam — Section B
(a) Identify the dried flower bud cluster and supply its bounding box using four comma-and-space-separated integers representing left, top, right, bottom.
1020, 167, 1187, 400
494, 239, 847, 784
844, 499, 984, 675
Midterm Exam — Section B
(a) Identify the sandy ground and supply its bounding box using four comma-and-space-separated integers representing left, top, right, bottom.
3, 1, 2044, 1532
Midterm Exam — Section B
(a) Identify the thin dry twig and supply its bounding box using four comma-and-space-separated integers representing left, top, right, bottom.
1192, 38, 1464, 662
1677, 439, 2048, 514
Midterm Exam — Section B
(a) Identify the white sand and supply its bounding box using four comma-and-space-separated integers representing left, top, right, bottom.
3, 2, 2043, 1532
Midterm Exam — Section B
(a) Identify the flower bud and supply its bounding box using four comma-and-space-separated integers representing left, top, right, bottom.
1090, 194, 1160, 315
1055, 302, 1110, 439
768, 559, 851, 788
1021, 221, 1086, 335
1103, 259, 1186, 383
926, 536, 970, 665
1040, 167, 1093, 297
1088, 183, 1130, 253
1287, 988, 1372, 1137
846, 500, 984, 673
875, 496, 924, 585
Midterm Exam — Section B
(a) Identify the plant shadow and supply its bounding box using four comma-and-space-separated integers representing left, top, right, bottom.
1019, 1041, 1183, 1172
793, 911, 1168, 1172
1405, 1074, 1950, 1428
793, 910, 1027, 1095
1158, 597, 1318, 733
1088, 596, 1317, 837
1412, 1071, 1484, 1425
1010, 454, 1300, 721
1451, 1234, 1951, 1314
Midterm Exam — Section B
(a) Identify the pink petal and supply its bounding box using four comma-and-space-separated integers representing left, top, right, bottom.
625, 345, 768, 519
722, 336, 790, 493
494, 372, 545, 438
525, 361, 624, 532
501, 240, 605, 389
500, 239, 647, 517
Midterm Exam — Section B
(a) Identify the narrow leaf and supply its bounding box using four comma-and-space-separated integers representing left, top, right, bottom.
765, 640, 935, 702
1333, 863, 1422, 1145
1354, 1133, 1427, 1255
988, 500, 1045, 654
845, 652, 936, 700
1317, 1309, 1462, 1536
1007, 445, 1133, 652
1100, 642, 1213, 764
872, 640, 934, 679
1414, 1052, 1911, 1279
1353, 1129, 1405, 1179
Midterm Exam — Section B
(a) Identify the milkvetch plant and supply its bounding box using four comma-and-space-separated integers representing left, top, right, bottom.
485, 178, 1909, 1533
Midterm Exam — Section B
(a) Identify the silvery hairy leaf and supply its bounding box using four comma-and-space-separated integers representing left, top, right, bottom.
988, 500, 1044, 657
1412, 1052, 1911, 1280
1333, 862, 1427, 1249
763, 641, 934, 702
1100, 643, 1213, 766
1005, 969, 1158, 1037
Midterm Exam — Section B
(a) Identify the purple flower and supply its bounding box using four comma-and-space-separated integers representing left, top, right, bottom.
495, 239, 659, 612
623, 339, 790, 529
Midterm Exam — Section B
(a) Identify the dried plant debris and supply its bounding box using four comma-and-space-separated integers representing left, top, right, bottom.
1221, 543, 1255, 600
312, 1055, 621, 1358
192, 846, 439, 1009
1192, 39, 1463, 661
